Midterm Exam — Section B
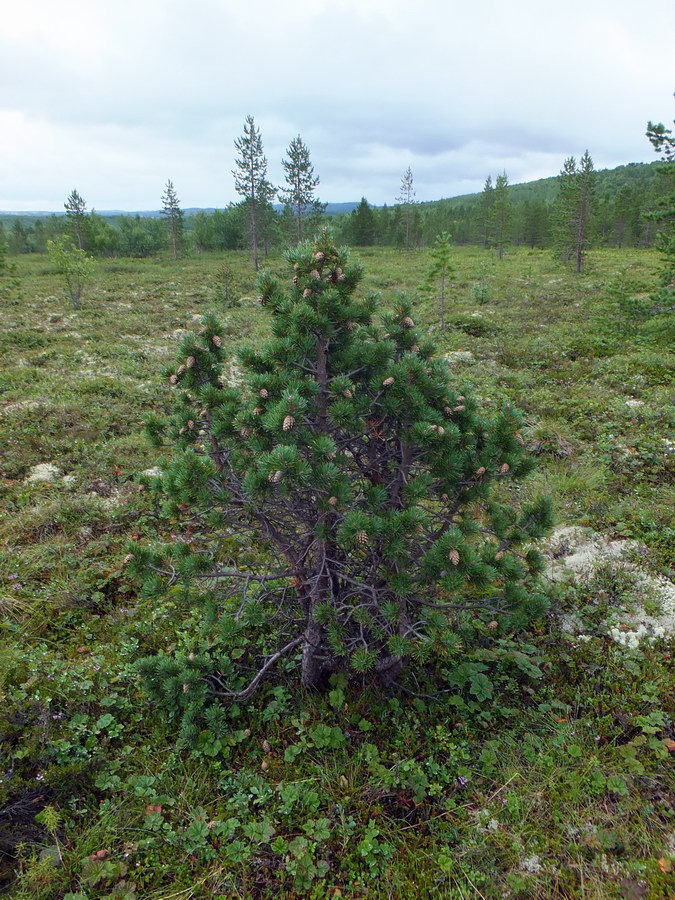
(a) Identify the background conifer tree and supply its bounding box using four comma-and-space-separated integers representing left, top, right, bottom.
479, 176, 495, 248
349, 197, 377, 246
161, 179, 184, 261
419, 231, 455, 329
134, 230, 552, 704
646, 106, 675, 299
279, 135, 324, 244
493, 172, 511, 259
64, 189, 87, 250
396, 167, 416, 250
553, 152, 596, 272
233, 115, 275, 271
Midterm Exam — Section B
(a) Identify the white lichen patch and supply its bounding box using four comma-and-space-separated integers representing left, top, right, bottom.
624, 399, 644, 409
519, 855, 542, 875
1, 399, 52, 414
24, 463, 62, 483
142, 467, 162, 478
443, 350, 475, 365
545, 526, 675, 647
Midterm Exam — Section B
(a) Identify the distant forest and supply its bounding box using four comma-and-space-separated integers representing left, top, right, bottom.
0, 161, 663, 258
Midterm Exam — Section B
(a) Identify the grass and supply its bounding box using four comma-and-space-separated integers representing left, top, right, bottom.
0, 245, 673, 898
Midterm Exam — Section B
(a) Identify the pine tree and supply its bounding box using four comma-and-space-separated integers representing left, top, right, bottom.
396, 167, 416, 250
553, 152, 596, 272
64, 189, 87, 250
493, 172, 511, 259
161, 179, 184, 261
646, 107, 675, 298
279, 135, 324, 244
419, 231, 455, 329
233, 115, 275, 271
479, 176, 495, 248
133, 230, 552, 704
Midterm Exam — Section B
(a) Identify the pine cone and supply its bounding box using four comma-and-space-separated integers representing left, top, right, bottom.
516, 432, 525, 446
343, 389, 353, 399
187, 420, 194, 430
499, 463, 510, 474
475, 466, 486, 476
487, 621, 498, 630
212, 335, 222, 348
328, 496, 338, 505
495, 550, 505, 560
283, 415, 295, 431
240, 427, 249, 439
177, 364, 186, 375
453, 404, 466, 413
357, 531, 368, 545
252, 407, 262, 416
169, 374, 178, 384
402, 316, 415, 328
302, 288, 311, 299
411, 345, 420, 354
441, 493, 449, 502
124, 553, 133, 564
310, 269, 321, 280
345, 321, 354, 331
382, 377, 395, 386
314, 251, 325, 265
269, 470, 283, 483
186, 355, 195, 368
293, 276, 299, 285
448, 549, 460, 565
444, 406, 453, 417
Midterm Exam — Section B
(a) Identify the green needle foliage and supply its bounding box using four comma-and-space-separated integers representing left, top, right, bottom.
133, 229, 552, 708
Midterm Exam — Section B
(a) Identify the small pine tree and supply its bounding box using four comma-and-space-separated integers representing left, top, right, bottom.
279, 136, 325, 244
419, 231, 455, 329
64, 189, 87, 250
133, 230, 552, 704
161, 179, 185, 260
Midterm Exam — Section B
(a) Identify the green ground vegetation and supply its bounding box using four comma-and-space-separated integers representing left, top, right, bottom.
0, 245, 673, 898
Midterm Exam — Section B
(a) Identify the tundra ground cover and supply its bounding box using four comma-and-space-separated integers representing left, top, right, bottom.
0, 246, 673, 897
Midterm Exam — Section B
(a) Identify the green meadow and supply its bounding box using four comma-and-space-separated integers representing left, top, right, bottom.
1, 245, 673, 898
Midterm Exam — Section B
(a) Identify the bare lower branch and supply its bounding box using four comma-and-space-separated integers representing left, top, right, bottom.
208, 636, 304, 702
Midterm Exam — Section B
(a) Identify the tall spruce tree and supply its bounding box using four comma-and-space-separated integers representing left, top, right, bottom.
161, 179, 184, 261
233, 115, 275, 271
493, 172, 511, 259
279, 135, 324, 244
419, 231, 455, 329
64, 189, 87, 250
133, 230, 552, 714
396, 166, 416, 249
349, 197, 377, 246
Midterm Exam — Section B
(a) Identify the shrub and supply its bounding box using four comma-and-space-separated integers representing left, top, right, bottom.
133, 230, 552, 703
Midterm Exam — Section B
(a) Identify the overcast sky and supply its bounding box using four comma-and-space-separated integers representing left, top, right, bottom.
1, 0, 674, 211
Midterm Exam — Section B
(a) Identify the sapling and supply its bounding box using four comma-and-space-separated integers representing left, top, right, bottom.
133, 229, 552, 705
47, 235, 94, 309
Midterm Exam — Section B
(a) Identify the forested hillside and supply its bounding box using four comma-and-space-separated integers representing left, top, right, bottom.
0, 161, 664, 258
